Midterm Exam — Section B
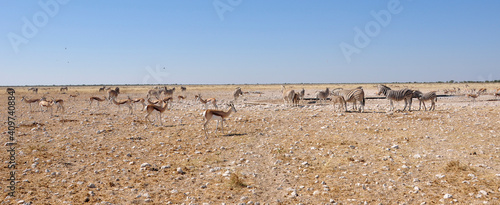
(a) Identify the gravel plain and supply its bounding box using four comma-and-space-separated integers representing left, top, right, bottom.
1, 83, 499, 204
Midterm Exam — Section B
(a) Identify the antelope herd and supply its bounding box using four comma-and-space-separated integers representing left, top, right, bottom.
16, 84, 500, 137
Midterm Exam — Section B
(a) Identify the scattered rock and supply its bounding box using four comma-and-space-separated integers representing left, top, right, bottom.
176, 167, 185, 174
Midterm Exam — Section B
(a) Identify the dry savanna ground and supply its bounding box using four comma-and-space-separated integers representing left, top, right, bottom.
1, 83, 500, 204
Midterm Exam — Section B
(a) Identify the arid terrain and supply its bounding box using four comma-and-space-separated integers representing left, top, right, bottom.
1, 83, 500, 204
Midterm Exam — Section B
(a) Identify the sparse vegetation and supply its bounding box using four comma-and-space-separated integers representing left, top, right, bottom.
1, 83, 499, 204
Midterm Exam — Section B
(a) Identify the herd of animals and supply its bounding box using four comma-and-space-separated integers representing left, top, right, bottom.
17, 84, 500, 136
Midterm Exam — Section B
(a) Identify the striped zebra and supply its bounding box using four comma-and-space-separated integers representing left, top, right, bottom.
413, 90, 437, 111
331, 87, 365, 112
377, 85, 414, 111
281, 85, 295, 106
233, 87, 243, 101
315, 88, 330, 105
297, 88, 305, 100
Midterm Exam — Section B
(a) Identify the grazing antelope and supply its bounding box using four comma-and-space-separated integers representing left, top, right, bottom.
147, 97, 161, 105
467, 93, 479, 102
203, 103, 237, 139
112, 97, 133, 114
180, 86, 187, 92
69, 92, 79, 100
21, 96, 40, 111
195, 94, 217, 109
495, 91, 500, 98
148, 97, 172, 110
39, 97, 53, 116
130, 97, 147, 111
60, 87, 68, 92
177, 95, 186, 102
89, 96, 106, 108
477, 88, 487, 94
330, 95, 347, 112
145, 98, 170, 125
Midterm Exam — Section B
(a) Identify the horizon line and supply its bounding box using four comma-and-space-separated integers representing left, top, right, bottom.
1, 80, 499, 87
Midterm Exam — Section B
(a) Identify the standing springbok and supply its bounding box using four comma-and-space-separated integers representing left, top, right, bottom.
21, 96, 40, 111
112, 97, 132, 114
195, 94, 218, 109
89, 96, 106, 108
467, 93, 479, 102
130, 97, 147, 111
38, 97, 53, 116
145, 98, 170, 125
203, 103, 237, 139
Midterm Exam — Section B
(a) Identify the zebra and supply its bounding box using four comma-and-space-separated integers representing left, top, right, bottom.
298, 88, 305, 100
233, 87, 243, 101
161, 87, 175, 97
281, 85, 295, 106
377, 84, 414, 111
292, 92, 301, 106
315, 88, 330, 105
413, 91, 437, 111
330, 95, 347, 112
331, 87, 365, 112
147, 89, 161, 99
28, 87, 38, 94
98, 86, 106, 92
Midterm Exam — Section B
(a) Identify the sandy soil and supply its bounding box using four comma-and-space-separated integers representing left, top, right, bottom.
1, 83, 500, 204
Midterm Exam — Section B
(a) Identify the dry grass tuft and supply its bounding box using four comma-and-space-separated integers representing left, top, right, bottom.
229, 173, 247, 189
444, 160, 473, 173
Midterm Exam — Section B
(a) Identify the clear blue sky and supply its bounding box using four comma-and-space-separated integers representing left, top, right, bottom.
1, 1, 499, 86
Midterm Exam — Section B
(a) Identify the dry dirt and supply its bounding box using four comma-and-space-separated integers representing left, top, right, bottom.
1, 83, 500, 205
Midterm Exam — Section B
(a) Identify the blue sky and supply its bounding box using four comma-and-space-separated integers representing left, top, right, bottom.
1, 1, 499, 85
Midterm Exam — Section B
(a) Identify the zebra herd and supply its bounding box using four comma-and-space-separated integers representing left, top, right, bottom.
284, 84, 438, 112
